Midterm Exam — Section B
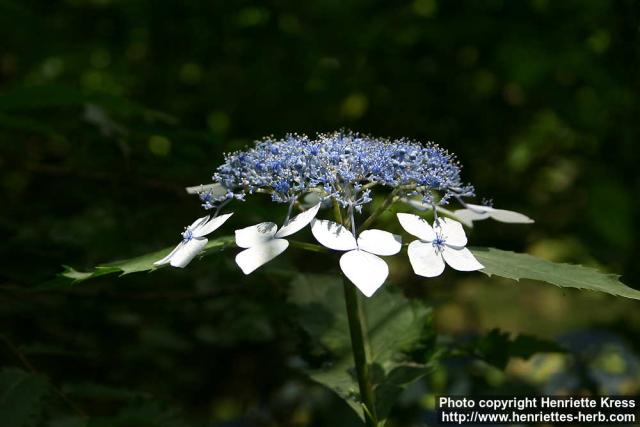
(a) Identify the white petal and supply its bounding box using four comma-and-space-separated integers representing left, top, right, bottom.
406, 200, 475, 228
302, 192, 327, 208
396, 213, 436, 242
275, 203, 321, 238
489, 209, 534, 224
310, 219, 357, 251
192, 212, 233, 238
185, 183, 227, 196
442, 247, 484, 271
436, 217, 467, 248
407, 240, 445, 278
357, 229, 402, 256
188, 215, 210, 230
403, 198, 431, 211
453, 208, 490, 224
153, 242, 185, 266
339, 250, 388, 297
465, 203, 493, 213
169, 238, 208, 268
234, 239, 289, 275
235, 222, 278, 248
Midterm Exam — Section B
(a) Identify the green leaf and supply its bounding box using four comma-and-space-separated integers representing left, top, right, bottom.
289, 274, 439, 423
59, 236, 235, 284
468, 328, 565, 370
0, 368, 51, 427
471, 247, 640, 300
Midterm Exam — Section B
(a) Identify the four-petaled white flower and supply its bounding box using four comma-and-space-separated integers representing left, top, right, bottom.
156, 199, 512, 287
397, 213, 484, 277
454, 204, 534, 224
154, 213, 234, 268
235, 203, 321, 274
310, 220, 402, 297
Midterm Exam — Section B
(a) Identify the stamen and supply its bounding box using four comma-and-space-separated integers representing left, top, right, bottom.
432, 232, 446, 253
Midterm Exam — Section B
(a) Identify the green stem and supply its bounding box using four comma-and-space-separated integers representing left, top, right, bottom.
342, 276, 378, 426
358, 191, 398, 233
332, 198, 344, 225
335, 199, 378, 426
288, 240, 328, 253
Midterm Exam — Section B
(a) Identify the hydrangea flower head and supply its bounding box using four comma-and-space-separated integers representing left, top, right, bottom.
211, 131, 474, 209
156, 131, 533, 297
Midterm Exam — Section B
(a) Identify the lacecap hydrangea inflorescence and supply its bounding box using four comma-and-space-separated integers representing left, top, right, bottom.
206, 131, 475, 212
156, 131, 533, 297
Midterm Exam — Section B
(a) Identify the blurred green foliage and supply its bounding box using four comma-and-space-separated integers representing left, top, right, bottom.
1, 0, 639, 425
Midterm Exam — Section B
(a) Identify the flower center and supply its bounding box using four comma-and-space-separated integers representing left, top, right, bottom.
182, 228, 194, 242
432, 233, 446, 253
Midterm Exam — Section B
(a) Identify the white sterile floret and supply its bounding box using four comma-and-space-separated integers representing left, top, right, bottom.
397, 213, 483, 278
154, 213, 234, 268
454, 203, 534, 224
311, 219, 402, 297
235, 203, 321, 275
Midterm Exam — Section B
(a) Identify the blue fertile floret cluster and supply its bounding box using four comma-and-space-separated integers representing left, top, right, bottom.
206, 131, 474, 212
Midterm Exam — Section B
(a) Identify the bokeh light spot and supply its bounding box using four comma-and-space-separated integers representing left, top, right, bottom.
341, 93, 368, 119
148, 135, 171, 156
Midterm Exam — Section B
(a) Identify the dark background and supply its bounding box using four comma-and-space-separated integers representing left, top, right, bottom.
1, 1, 639, 426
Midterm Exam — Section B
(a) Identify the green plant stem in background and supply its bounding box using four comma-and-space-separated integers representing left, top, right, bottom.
335, 196, 379, 426
342, 276, 379, 426
358, 191, 399, 233
288, 240, 328, 253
